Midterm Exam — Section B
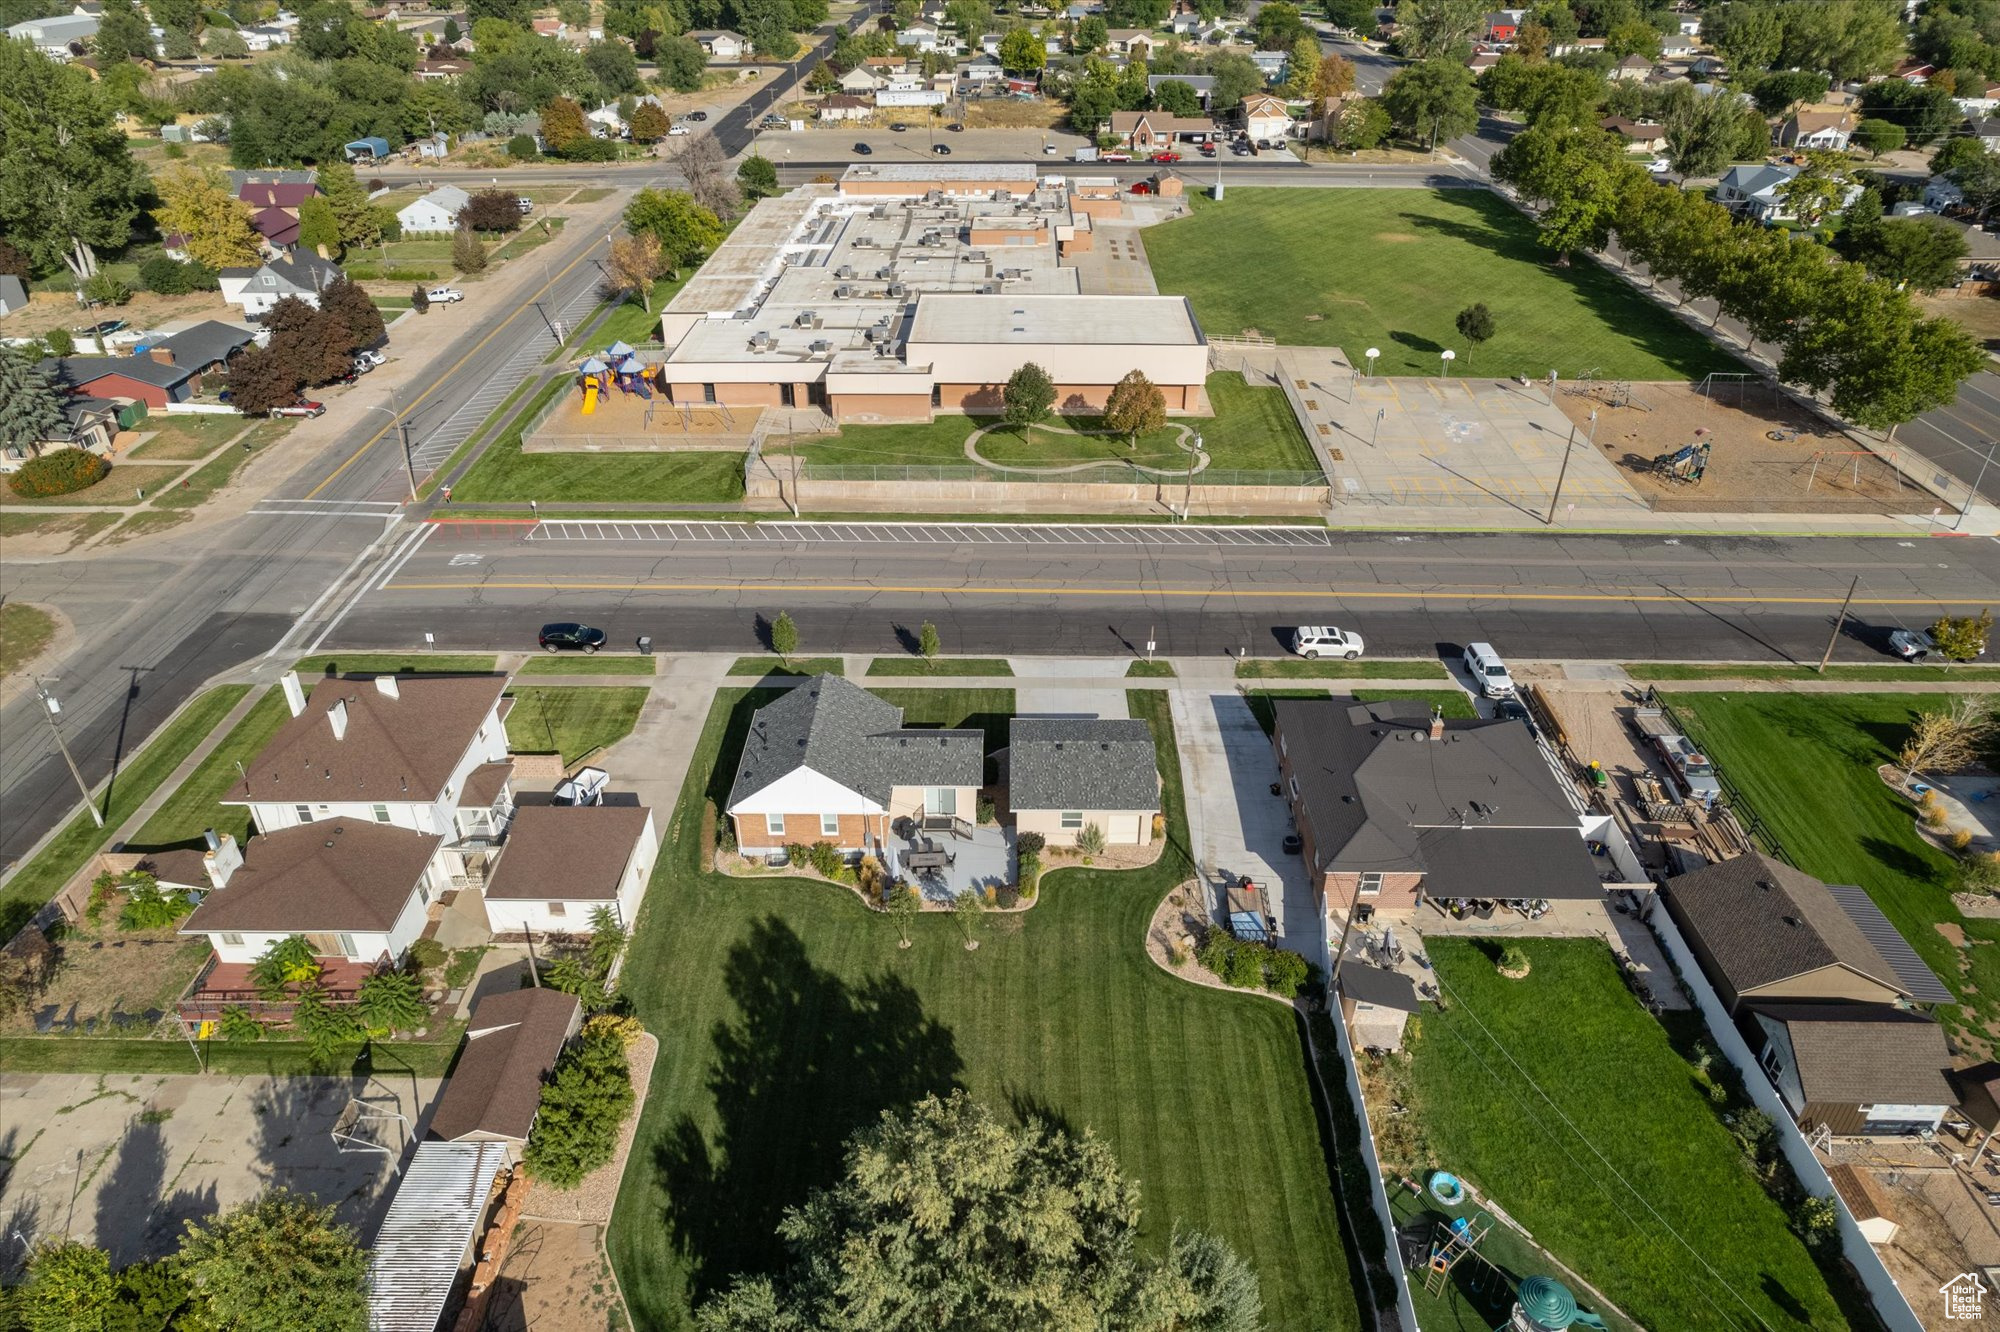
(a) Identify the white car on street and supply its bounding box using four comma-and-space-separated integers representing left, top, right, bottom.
1645, 157, 1671, 173
1291, 625, 1365, 659
1462, 641, 1515, 697
426, 287, 464, 303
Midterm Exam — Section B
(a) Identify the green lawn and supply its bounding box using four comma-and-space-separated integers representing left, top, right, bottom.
0, 686, 249, 940
1127, 660, 1176, 677
504, 686, 649, 763
1350, 688, 1477, 718
516, 655, 657, 676
129, 688, 287, 849
727, 656, 845, 676
292, 653, 499, 675
0, 602, 57, 675
1237, 658, 1449, 680
451, 377, 747, 505
1626, 661, 2000, 682
1145, 190, 1739, 379
606, 686, 1363, 1331
1407, 939, 1850, 1329
127, 414, 248, 461
865, 657, 1014, 677
790, 373, 1317, 477
151, 437, 261, 509
571, 269, 703, 354
1666, 692, 2000, 1049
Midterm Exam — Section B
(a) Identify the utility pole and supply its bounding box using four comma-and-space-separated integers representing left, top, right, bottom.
33, 677, 102, 827
1547, 410, 1593, 525
1817, 576, 1859, 674
398, 422, 418, 504
1953, 440, 1997, 531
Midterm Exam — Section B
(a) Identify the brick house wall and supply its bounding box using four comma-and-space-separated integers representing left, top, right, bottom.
734, 810, 884, 853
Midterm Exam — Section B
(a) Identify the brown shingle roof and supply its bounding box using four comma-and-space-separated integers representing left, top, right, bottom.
1828, 1163, 1895, 1224
461, 761, 514, 809
180, 819, 439, 934
428, 988, 580, 1142
1666, 852, 1906, 1000
233, 675, 507, 805
483, 805, 652, 901
1748, 1002, 1956, 1106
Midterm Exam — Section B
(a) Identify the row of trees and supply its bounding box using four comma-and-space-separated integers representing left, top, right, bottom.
224, 282, 389, 418
7, 1191, 367, 1332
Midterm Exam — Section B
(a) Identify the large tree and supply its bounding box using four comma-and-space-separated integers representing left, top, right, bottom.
0, 43, 143, 283
153, 164, 262, 269
1780, 261, 1983, 434
998, 25, 1044, 72
1382, 58, 1478, 149
1392, 0, 1484, 61
1716, 229, 1833, 355
1003, 361, 1056, 434
1773, 149, 1851, 228
1661, 85, 1738, 181
608, 230, 663, 310
17, 1240, 115, 1332
1152, 78, 1203, 116
695, 1092, 1263, 1332
317, 160, 382, 249
1104, 369, 1166, 447
179, 1192, 367, 1331
624, 187, 724, 269
539, 93, 589, 151
1845, 215, 1971, 292
1493, 123, 1645, 261
1252, 0, 1306, 50
0, 349, 66, 460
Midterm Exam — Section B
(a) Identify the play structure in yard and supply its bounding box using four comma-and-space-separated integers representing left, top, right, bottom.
1652, 432, 1712, 485
575, 341, 657, 415
1421, 1209, 1493, 1297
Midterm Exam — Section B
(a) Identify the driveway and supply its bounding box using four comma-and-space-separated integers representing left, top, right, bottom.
1169, 688, 1322, 960
0, 1070, 438, 1273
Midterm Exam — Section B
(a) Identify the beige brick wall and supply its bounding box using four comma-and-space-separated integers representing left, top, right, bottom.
735, 811, 882, 850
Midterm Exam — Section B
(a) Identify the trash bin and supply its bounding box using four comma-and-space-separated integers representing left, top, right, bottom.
637, 635, 652, 654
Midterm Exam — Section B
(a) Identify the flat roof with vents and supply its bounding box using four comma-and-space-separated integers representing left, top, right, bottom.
907, 293, 1204, 345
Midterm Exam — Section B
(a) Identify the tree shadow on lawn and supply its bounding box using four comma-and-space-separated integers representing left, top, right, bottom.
654, 916, 963, 1304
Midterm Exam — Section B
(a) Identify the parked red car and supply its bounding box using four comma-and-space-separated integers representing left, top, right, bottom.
1198, 143, 1216, 156
1151, 151, 1181, 163
1130, 180, 1153, 194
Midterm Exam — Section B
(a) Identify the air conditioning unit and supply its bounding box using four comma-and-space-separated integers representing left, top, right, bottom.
749, 331, 774, 352
887, 282, 907, 297
809, 338, 833, 354
835, 264, 856, 279
795, 310, 822, 328
977, 282, 998, 294
835, 285, 855, 299
871, 203, 889, 219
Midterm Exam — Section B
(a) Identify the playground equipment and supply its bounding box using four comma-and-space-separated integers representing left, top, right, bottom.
577, 356, 609, 415
1428, 1170, 1466, 1206
1652, 432, 1712, 485
1507, 1275, 1611, 1331
1421, 1210, 1493, 1298
617, 355, 653, 400
1802, 449, 1901, 493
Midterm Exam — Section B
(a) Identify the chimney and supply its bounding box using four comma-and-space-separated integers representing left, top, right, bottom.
202, 832, 243, 889
375, 674, 400, 700
1429, 707, 1444, 742
329, 698, 349, 741
280, 669, 307, 717
146, 345, 174, 365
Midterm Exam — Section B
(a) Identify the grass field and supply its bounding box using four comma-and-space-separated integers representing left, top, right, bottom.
292, 653, 499, 675
727, 655, 845, 676
1625, 661, 2000, 682
1145, 190, 1738, 380
0, 603, 57, 675
0, 686, 249, 940
130, 689, 287, 849
605, 687, 1364, 1331
151, 438, 260, 510
127, 414, 248, 461
1406, 939, 1851, 1329
865, 657, 1014, 676
1127, 660, 1175, 677
0, 511, 119, 548
503, 686, 649, 763
515, 655, 657, 676
1237, 658, 1450, 680
790, 373, 1317, 475
0, 464, 188, 507
1665, 692, 2000, 1050
451, 378, 746, 505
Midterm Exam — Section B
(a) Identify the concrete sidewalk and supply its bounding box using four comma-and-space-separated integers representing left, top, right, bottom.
593, 654, 732, 817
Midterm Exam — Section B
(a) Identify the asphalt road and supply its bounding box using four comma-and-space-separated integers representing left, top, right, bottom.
326, 523, 2000, 665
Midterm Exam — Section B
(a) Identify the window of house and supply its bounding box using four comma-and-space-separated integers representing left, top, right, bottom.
1358, 873, 1383, 897
334, 933, 358, 957
1278, 734, 1287, 758
925, 787, 957, 817
371, 803, 391, 823
820, 813, 840, 837
220, 931, 243, 947
766, 813, 786, 836
1060, 811, 1083, 829
548, 901, 567, 917
294, 804, 313, 824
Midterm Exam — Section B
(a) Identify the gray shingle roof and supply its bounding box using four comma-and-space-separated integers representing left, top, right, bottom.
155, 320, 256, 371
727, 675, 984, 810
1272, 698, 1600, 901
1748, 1002, 1955, 1106
1007, 718, 1160, 812
1666, 853, 1923, 1000
42, 355, 196, 390
1339, 962, 1421, 1012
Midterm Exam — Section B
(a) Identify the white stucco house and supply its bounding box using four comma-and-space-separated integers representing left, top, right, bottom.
218, 252, 344, 317
397, 184, 471, 234
481, 805, 659, 936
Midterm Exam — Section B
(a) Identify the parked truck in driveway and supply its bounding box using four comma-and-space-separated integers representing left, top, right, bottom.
1631, 705, 1720, 808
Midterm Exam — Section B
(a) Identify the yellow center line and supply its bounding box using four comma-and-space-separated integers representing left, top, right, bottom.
380, 579, 1971, 607
302, 239, 605, 501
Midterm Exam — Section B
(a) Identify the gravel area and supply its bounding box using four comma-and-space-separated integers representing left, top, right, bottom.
1143, 882, 1291, 1005
520, 1033, 658, 1226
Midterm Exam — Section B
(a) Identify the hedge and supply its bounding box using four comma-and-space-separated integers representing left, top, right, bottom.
9, 449, 109, 497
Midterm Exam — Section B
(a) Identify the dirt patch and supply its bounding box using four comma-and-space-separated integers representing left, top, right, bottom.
1940, 921, 1969, 947
1373, 232, 1419, 243
7, 288, 220, 341
4, 917, 210, 1037
958, 99, 1063, 129
1553, 379, 1932, 514
1921, 287, 2000, 347
483, 1219, 628, 1332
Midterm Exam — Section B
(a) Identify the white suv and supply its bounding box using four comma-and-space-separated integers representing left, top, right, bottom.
425, 286, 465, 303
1291, 625, 1364, 660
1462, 641, 1515, 697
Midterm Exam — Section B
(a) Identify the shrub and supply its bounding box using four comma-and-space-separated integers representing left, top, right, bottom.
717, 811, 738, 855
43, 327, 74, 356
9, 449, 108, 497
1199, 933, 1265, 989
1499, 944, 1529, 973
1923, 804, 1949, 828
557, 136, 621, 161
1791, 1194, 1839, 1252
1076, 822, 1107, 855
1953, 828, 1975, 851
976, 794, 996, 825
857, 855, 886, 900
347, 265, 438, 282
139, 255, 218, 294
1018, 849, 1041, 897
218, 1005, 264, 1041
507, 132, 539, 159
1264, 947, 1309, 996
85, 872, 119, 925
808, 840, 844, 878
586, 1012, 644, 1046
524, 1028, 634, 1188
163, 141, 186, 158
355, 970, 427, 1033
119, 878, 194, 931
81, 272, 132, 306
406, 938, 447, 972
1017, 830, 1046, 858
784, 841, 809, 868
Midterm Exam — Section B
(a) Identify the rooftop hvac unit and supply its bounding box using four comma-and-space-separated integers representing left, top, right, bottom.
871, 203, 888, 218
852, 235, 875, 248
749, 330, 774, 352
887, 282, 907, 297
809, 339, 833, 354
835, 285, 855, 299
795, 310, 822, 328
977, 282, 998, 294
835, 264, 856, 278
995, 189, 1010, 202
876, 266, 894, 280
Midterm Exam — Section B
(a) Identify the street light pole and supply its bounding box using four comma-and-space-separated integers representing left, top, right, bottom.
1953, 440, 1998, 531
1817, 576, 1859, 674
33, 677, 102, 827
1369, 407, 1384, 448
1547, 409, 1593, 525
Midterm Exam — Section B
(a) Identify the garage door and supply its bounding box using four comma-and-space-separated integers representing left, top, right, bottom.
1108, 813, 1142, 844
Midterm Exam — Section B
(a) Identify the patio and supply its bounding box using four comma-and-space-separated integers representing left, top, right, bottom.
177, 954, 380, 1025
886, 822, 1015, 902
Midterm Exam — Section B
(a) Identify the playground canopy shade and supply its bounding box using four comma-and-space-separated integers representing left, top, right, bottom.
579, 356, 608, 374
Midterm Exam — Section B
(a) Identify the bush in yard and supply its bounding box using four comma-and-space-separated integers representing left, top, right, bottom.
784, 841, 809, 868
1016, 830, 1046, 858
976, 794, 996, 825
407, 937, 447, 971
1498, 943, 1530, 976
356, 970, 427, 1034
1076, 822, 1107, 856
81, 272, 132, 306
808, 840, 844, 878
507, 132, 539, 159
9, 449, 108, 498
451, 227, 488, 274
139, 255, 218, 294
1953, 828, 1975, 851
43, 327, 75, 357
587, 1011, 644, 1046
118, 876, 195, 931
218, 1005, 263, 1042
248, 934, 321, 998
1198, 933, 1264, 989
524, 1025, 635, 1187
290, 984, 363, 1064
17, 1239, 115, 1331
1018, 848, 1041, 897
1264, 946, 1309, 996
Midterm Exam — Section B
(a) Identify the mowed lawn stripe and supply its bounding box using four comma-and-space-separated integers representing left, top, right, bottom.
1146, 189, 1738, 381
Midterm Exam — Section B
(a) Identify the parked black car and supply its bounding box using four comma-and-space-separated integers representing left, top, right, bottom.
854, 141, 873, 154
539, 622, 607, 653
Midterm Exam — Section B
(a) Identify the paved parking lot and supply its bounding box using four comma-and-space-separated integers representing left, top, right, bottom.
0, 1070, 439, 1272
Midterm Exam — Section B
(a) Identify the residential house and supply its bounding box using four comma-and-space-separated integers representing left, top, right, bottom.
224, 669, 515, 891
691, 27, 745, 58
839, 65, 886, 93
1779, 108, 1854, 150
529, 16, 565, 38
1249, 49, 1287, 81
1466, 50, 1501, 73
5, 11, 97, 57
959, 54, 1003, 85
1924, 173, 1967, 211
1149, 73, 1213, 107
878, 84, 948, 107
1600, 115, 1666, 151
1676, 14, 1701, 35
1482, 10, 1518, 42
1610, 53, 1653, 80
1744, 1002, 1955, 1136
397, 184, 471, 234
0, 273, 27, 316
1690, 53, 1725, 77
38, 322, 253, 409
1892, 58, 1934, 84
1106, 27, 1160, 57
1551, 35, 1605, 55
235, 178, 321, 249
862, 53, 908, 71
426, 989, 582, 1157
141, 320, 257, 380
1950, 1064, 2000, 1166
1714, 162, 1799, 221
1004, 718, 1159, 847
724, 674, 984, 859
818, 93, 874, 121
1662, 853, 1953, 1014
1107, 109, 1216, 150
898, 21, 942, 50
414, 56, 471, 79
1240, 93, 1295, 141
220, 252, 344, 316
1269, 697, 1606, 916
1955, 79, 2000, 115
1970, 115, 2000, 151
1659, 33, 1695, 57
480, 804, 659, 936
1168, 11, 1207, 35
0, 395, 121, 473
1338, 961, 1423, 1052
